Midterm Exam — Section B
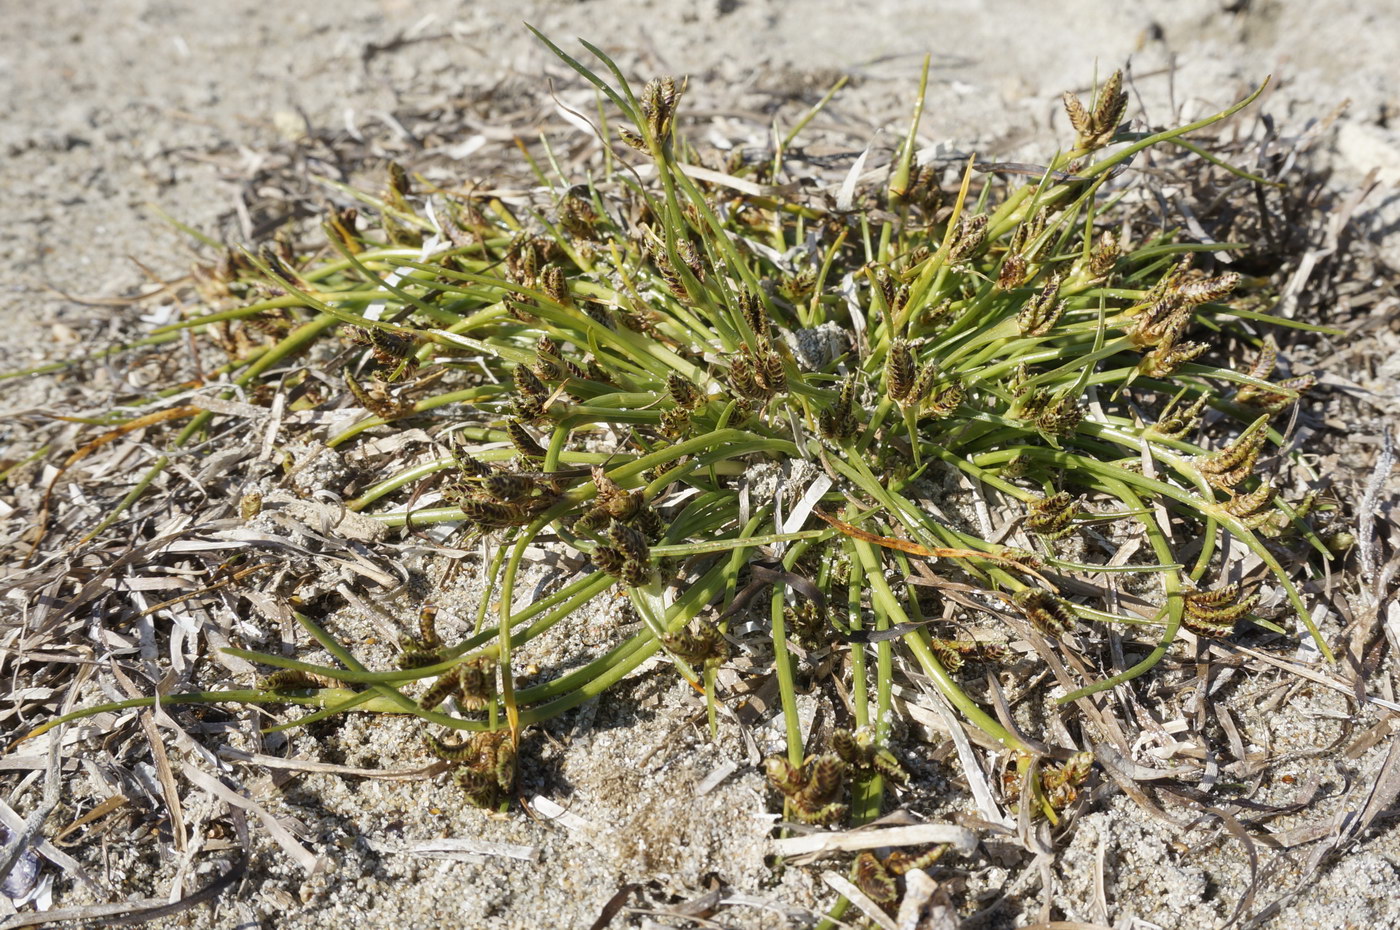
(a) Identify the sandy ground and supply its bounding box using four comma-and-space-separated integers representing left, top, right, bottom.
3, 1, 1400, 928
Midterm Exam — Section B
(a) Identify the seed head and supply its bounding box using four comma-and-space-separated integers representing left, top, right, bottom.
1063, 69, 1127, 150
1027, 491, 1077, 540
1196, 417, 1269, 490
854, 852, 898, 907
1146, 393, 1208, 440
1015, 588, 1076, 636
924, 380, 965, 419
948, 213, 988, 264
885, 339, 916, 402
1089, 229, 1120, 277
1016, 274, 1065, 337
1182, 582, 1258, 637
507, 419, 547, 458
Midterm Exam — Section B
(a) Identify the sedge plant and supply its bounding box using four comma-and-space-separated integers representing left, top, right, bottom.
10, 34, 1347, 879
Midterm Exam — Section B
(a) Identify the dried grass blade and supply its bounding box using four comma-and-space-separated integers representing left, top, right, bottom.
179, 762, 322, 874
139, 712, 187, 852
773, 822, 977, 859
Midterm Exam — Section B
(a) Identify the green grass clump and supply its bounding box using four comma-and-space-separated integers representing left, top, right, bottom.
14, 35, 1343, 846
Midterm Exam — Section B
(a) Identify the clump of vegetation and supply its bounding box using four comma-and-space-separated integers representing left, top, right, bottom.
6, 31, 1347, 921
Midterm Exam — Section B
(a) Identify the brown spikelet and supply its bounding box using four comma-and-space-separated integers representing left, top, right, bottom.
885, 846, 946, 875
653, 252, 687, 300
260, 670, 343, 692
1041, 751, 1095, 808
1035, 392, 1083, 436
344, 370, 413, 419
659, 407, 691, 438
458, 499, 530, 528
1009, 207, 1051, 262
756, 343, 787, 395
1147, 392, 1209, 440
784, 601, 829, 649
558, 186, 600, 240
1182, 583, 1258, 637
1063, 90, 1092, 138
874, 269, 897, 311
452, 450, 494, 479
507, 419, 547, 458
666, 372, 703, 409
515, 365, 546, 399
539, 264, 571, 306
618, 559, 652, 588
640, 76, 681, 143
415, 605, 443, 650
1173, 271, 1239, 308
245, 308, 295, 341
726, 355, 759, 400
677, 238, 704, 278
440, 730, 516, 808
1234, 338, 1315, 412
997, 253, 1029, 290
483, 473, 538, 503
854, 852, 898, 907
1139, 340, 1209, 378
925, 380, 965, 418
906, 360, 939, 406
893, 284, 911, 312
397, 642, 444, 669
419, 666, 464, 711
386, 161, 413, 204
661, 624, 729, 668
1245, 336, 1279, 381
820, 375, 859, 440
805, 754, 845, 804
1223, 482, 1276, 529
1093, 70, 1126, 126
357, 326, 421, 364
456, 657, 496, 710
948, 214, 987, 263
1026, 491, 1077, 540
793, 800, 849, 825
1129, 298, 1193, 349
905, 161, 944, 213
1016, 274, 1065, 337
830, 729, 859, 766
764, 756, 806, 797
592, 545, 627, 577
1089, 229, 1120, 277
735, 289, 766, 337
454, 767, 497, 807
1064, 69, 1127, 150
512, 392, 545, 421
930, 638, 965, 673
426, 731, 477, 762
1000, 547, 1044, 572
1125, 259, 1189, 342
607, 519, 650, 562
886, 339, 915, 402
831, 728, 908, 785
239, 491, 263, 520
767, 752, 850, 824
1015, 588, 1076, 636
1239, 373, 1317, 414
1196, 417, 1269, 489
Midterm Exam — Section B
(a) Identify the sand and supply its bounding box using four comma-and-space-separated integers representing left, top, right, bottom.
3, 2, 1399, 928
